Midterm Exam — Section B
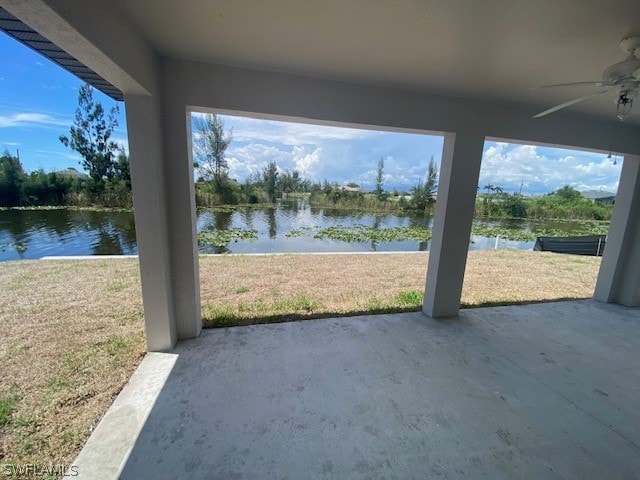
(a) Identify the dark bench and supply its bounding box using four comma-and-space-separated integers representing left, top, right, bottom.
533, 235, 606, 256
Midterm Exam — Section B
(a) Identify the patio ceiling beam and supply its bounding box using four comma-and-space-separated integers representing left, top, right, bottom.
0, 0, 158, 96
164, 59, 640, 157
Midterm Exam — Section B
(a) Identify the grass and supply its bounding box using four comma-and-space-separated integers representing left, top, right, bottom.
0, 259, 146, 471
0, 392, 18, 427
197, 250, 601, 326
0, 250, 601, 469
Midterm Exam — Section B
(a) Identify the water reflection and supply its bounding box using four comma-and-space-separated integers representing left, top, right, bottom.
409, 215, 431, 251
266, 208, 277, 240
239, 208, 255, 229
0, 209, 137, 261
1, 198, 585, 261
371, 215, 382, 251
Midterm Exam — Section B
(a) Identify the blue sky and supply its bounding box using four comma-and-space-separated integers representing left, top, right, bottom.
0, 32, 127, 173
1, 31, 623, 195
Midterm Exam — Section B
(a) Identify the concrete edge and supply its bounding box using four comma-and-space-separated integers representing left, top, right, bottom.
70, 352, 178, 479
39, 255, 139, 260
39, 251, 430, 261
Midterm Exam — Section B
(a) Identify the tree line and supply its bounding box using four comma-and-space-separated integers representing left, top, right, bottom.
192, 113, 439, 212
475, 184, 613, 221
0, 84, 131, 208
1, 93, 613, 221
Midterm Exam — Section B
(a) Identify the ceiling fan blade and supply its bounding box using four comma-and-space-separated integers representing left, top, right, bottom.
533, 81, 616, 89
533, 90, 612, 118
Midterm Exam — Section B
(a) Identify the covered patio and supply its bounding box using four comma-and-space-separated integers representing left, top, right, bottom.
1, 0, 640, 477
74, 300, 640, 478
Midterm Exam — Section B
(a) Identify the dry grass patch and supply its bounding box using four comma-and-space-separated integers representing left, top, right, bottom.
0, 259, 145, 470
0, 250, 600, 469
462, 250, 600, 306
199, 250, 601, 326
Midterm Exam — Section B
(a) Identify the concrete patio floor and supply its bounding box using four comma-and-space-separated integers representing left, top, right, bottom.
73, 300, 640, 479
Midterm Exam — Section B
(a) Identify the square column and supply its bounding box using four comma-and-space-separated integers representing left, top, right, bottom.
125, 94, 176, 351
162, 102, 202, 340
594, 155, 640, 306
423, 132, 485, 318
125, 93, 201, 351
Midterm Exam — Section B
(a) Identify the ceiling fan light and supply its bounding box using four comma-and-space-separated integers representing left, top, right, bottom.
616, 96, 633, 120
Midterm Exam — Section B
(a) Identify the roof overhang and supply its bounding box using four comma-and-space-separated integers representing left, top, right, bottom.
0, 6, 123, 101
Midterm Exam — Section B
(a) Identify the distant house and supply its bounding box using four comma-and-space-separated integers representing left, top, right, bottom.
581, 190, 616, 205
341, 186, 360, 193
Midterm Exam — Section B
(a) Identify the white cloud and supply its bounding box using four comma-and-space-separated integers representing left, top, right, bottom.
1, 141, 20, 146
223, 137, 433, 189
35, 149, 81, 161
224, 143, 324, 180
480, 143, 621, 195
192, 113, 376, 145
357, 169, 377, 184
293, 146, 322, 177
0, 112, 68, 128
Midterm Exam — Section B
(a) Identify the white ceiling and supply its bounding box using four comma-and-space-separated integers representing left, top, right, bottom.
116, 0, 640, 123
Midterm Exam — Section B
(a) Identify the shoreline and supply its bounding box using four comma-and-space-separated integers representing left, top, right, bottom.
0, 204, 613, 223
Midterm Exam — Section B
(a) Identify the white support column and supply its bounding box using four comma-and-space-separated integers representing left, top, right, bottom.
124, 94, 176, 351
161, 100, 202, 339
594, 155, 640, 306
423, 132, 485, 318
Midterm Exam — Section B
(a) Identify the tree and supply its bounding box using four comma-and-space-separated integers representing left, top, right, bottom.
262, 161, 279, 202
59, 84, 120, 187
502, 193, 527, 218
374, 157, 386, 200
114, 148, 131, 190
410, 180, 428, 211
553, 185, 581, 202
193, 113, 233, 191
424, 156, 438, 202
409, 157, 439, 212
0, 150, 24, 206
277, 169, 303, 194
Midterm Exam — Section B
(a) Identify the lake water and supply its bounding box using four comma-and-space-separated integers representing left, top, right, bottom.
0, 198, 588, 261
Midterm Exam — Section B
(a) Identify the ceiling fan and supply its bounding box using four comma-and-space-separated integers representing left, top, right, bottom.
533, 35, 640, 120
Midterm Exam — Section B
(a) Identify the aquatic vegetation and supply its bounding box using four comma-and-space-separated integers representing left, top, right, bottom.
196, 203, 275, 213
286, 224, 432, 243
0, 242, 27, 253
470, 222, 610, 242
286, 222, 609, 245
197, 228, 258, 247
